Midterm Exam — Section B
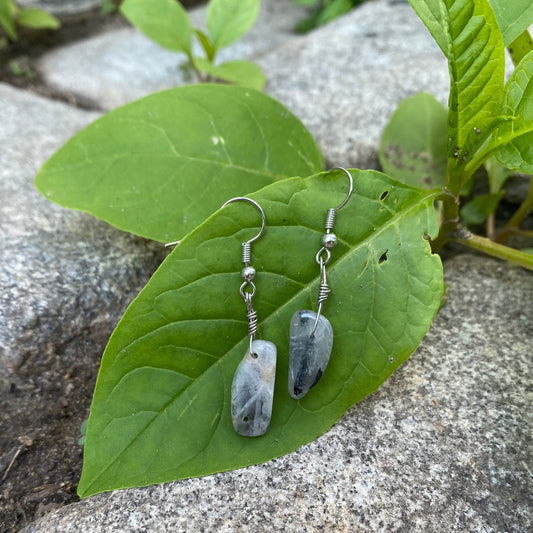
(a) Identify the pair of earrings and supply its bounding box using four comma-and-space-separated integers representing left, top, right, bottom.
223, 168, 354, 437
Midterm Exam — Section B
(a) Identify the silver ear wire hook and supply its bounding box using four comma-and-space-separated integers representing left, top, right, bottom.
221, 197, 266, 246
165, 197, 266, 249
330, 167, 354, 212
310, 167, 354, 337
221, 196, 266, 356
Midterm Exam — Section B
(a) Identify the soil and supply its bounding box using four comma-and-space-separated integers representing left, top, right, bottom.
0, 4, 204, 533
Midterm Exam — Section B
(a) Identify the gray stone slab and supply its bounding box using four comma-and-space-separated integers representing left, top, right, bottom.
0, 82, 163, 390
37, 0, 304, 110
22, 254, 532, 532
259, 0, 450, 169
19, 0, 100, 16
38, 0, 451, 168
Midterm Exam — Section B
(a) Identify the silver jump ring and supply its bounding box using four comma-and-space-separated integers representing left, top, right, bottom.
239, 281, 256, 300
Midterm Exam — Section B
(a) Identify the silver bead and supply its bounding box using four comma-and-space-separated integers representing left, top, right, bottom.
241, 266, 256, 281
322, 233, 337, 249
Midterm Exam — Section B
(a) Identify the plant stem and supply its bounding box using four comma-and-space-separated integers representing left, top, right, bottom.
187, 53, 205, 83
507, 176, 533, 228
486, 212, 495, 240
496, 176, 533, 243
501, 228, 533, 239
452, 229, 533, 270
431, 175, 461, 252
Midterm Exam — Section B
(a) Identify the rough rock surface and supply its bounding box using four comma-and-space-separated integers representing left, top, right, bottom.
0, 83, 165, 530
37, 0, 450, 168
18, 0, 101, 16
22, 255, 533, 532
260, 0, 450, 169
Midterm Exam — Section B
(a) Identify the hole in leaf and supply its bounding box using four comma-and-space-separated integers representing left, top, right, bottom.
380, 190, 389, 201
388, 356, 395, 364
243, 416, 249, 422
378, 250, 388, 264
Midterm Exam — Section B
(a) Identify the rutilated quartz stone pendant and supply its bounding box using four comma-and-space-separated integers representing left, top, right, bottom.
287, 167, 353, 400
231, 340, 277, 436
288, 310, 333, 399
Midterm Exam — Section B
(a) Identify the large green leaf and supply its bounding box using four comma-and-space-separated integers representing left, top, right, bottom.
445, 0, 504, 178
409, 0, 505, 185
78, 169, 443, 497
379, 92, 447, 189
494, 51, 533, 173
207, 0, 260, 50
488, 0, 533, 46
194, 58, 266, 90
35, 85, 323, 242
120, 0, 192, 55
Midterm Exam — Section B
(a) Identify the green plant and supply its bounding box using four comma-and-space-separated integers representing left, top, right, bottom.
120, 0, 266, 90
33, 0, 533, 498
379, 0, 533, 267
0, 0, 60, 42
294, 0, 365, 33
101, 0, 120, 15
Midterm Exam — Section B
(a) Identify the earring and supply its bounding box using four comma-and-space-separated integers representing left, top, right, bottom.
288, 168, 354, 399
222, 197, 277, 437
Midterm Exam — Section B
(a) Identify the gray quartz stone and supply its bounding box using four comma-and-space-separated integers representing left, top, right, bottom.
289, 310, 333, 399
231, 340, 277, 437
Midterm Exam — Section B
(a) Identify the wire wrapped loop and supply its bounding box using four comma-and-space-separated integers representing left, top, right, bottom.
317, 268, 330, 306
242, 290, 258, 354
244, 294, 258, 338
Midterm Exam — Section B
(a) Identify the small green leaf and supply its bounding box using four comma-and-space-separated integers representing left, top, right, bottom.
78, 169, 443, 497
494, 50, 533, 173
485, 157, 512, 193
379, 92, 447, 189
78, 419, 88, 446
195, 29, 216, 62
488, 0, 533, 46
460, 191, 504, 225
315, 0, 358, 27
194, 57, 266, 90
16, 8, 60, 30
120, 0, 192, 55
0, 0, 17, 40
35, 85, 324, 242
207, 0, 260, 50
